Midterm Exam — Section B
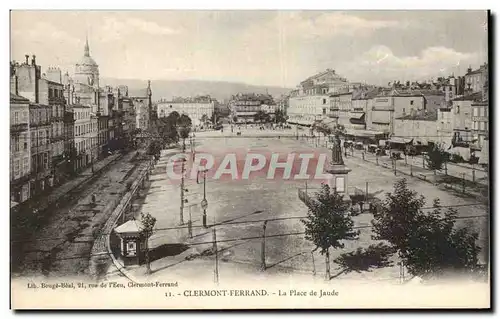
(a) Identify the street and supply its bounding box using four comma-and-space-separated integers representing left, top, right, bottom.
11, 151, 150, 280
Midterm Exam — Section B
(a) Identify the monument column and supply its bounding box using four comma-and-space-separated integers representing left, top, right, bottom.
326, 134, 352, 204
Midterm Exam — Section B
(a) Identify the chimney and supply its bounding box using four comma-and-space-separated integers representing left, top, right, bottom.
467, 65, 472, 74
25, 54, 29, 65
31, 54, 36, 66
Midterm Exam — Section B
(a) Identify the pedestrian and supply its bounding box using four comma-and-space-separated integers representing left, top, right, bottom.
91, 194, 96, 205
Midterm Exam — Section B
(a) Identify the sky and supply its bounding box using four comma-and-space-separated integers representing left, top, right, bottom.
10, 10, 488, 88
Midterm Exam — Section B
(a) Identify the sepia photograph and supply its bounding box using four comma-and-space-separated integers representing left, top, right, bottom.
9, 9, 491, 309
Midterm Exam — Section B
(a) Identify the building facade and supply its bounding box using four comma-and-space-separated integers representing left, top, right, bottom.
450, 92, 482, 147
29, 103, 53, 197
465, 63, 488, 94
329, 91, 353, 128
393, 111, 439, 146
73, 105, 98, 171
288, 69, 349, 126
130, 81, 153, 131
471, 101, 489, 150
10, 94, 31, 205
228, 93, 272, 124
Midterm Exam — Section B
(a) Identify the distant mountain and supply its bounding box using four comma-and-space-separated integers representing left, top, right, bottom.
100, 77, 293, 103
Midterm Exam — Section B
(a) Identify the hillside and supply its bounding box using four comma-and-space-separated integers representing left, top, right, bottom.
100, 77, 293, 102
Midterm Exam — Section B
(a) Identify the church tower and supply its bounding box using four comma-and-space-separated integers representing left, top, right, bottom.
74, 36, 100, 91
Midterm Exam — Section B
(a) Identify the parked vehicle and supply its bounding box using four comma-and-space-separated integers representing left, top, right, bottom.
343, 141, 353, 149
376, 148, 387, 156
354, 142, 364, 150
368, 144, 378, 153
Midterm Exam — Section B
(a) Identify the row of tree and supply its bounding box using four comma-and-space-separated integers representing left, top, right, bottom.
303, 178, 483, 281
147, 111, 193, 158
251, 109, 287, 124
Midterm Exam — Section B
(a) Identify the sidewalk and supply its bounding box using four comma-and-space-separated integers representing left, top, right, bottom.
17, 153, 122, 213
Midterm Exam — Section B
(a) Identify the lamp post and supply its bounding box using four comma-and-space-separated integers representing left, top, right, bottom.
201, 169, 208, 228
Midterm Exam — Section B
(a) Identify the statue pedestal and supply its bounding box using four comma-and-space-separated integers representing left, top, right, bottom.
326, 164, 352, 204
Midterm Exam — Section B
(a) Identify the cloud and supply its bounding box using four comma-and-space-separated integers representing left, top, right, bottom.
126, 18, 180, 36
13, 21, 81, 47
96, 16, 180, 42
343, 45, 479, 84
275, 12, 406, 38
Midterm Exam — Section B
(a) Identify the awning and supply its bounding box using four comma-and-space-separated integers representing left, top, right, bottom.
350, 113, 365, 120
389, 137, 413, 144
345, 129, 386, 137
316, 118, 336, 126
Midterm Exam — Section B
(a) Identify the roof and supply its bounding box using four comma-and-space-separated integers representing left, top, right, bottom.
10, 93, 30, 103
377, 88, 444, 98
42, 78, 64, 87
77, 55, 98, 67
330, 91, 352, 97
396, 111, 438, 121
452, 92, 483, 102
352, 87, 381, 100
114, 219, 144, 234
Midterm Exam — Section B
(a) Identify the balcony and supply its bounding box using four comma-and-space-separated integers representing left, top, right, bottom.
10, 123, 28, 133
50, 135, 65, 143
31, 143, 50, 153
30, 120, 51, 127
48, 96, 66, 105
51, 114, 64, 121
11, 173, 31, 186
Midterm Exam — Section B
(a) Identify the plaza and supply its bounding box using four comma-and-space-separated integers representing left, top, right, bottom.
116, 125, 488, 284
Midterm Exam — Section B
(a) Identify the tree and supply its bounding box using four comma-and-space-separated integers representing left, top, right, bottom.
302, 184, 359, 280
201, 114, 209, 125
177, 114, 192, 151
372, 179, 482, 280
425, 144, 449, 175
403, 199, 481, 279
372, 179, 426, 254
140, 212, 157, 275
275, 109, 287, 124
254, 110, 269, 123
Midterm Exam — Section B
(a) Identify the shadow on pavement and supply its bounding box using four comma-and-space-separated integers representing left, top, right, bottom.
149, 243, 190, 263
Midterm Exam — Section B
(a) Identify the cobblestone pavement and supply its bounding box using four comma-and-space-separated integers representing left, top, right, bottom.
11, 151, 149, 280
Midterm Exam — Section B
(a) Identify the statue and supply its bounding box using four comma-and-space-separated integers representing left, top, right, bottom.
331, 133, 344, 165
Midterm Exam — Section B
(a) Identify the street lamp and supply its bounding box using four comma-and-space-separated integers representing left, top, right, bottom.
200, 169, 208, 228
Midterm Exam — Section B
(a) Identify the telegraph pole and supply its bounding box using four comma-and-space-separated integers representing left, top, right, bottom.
179, 159, 185, 225
410, 155, 414, 176
213, 225, 219, 285
260, 220, 268, 271
201, 169, 208, 228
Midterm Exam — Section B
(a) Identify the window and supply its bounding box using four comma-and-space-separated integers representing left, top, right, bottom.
23, 157, 29, 174
473, 108, 479, 117
323, 98, 327, 104
49, 88, 53, 98
480, 107, 485, 117
473, 121, 479, 130
13, 112, 19, 124
456, 105, 460, 114
43, 153, 48, 169
410, 100, 414, 105
14, 159, 20, 176
480, 122, 485, 131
